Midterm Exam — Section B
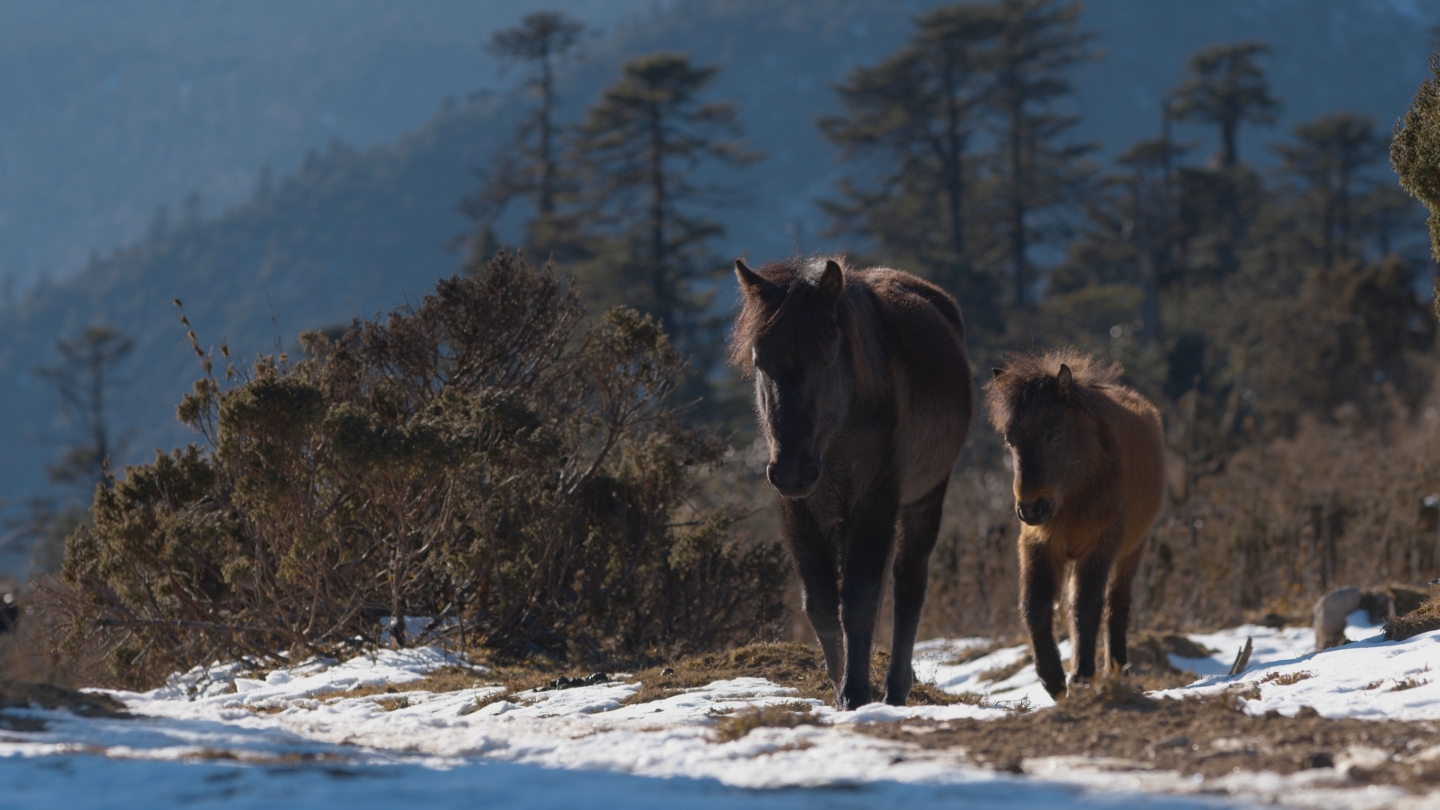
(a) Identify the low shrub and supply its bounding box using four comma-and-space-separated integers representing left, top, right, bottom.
53, 251, 786, 687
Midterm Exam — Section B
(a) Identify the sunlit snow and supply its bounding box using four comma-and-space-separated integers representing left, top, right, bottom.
3, 609, 1437, 809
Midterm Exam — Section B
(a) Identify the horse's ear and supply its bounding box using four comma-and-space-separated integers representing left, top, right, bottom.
818, 259, 844, 315
735, 259, 768, 297
991, 367, 1006, 381
1056, 364, 1073, 399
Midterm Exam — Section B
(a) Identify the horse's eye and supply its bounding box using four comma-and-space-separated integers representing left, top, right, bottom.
1048, 432, 1061, 444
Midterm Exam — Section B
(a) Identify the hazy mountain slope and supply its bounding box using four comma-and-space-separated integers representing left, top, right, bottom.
0, 0, 653, 295
0, 101, 518, 517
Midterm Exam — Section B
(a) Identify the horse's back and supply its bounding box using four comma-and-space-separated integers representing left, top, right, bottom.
855, 268, 972, 504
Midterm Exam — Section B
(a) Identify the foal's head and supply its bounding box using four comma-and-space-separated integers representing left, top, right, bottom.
730, 257, 862, 499
986, 351, 1118, 526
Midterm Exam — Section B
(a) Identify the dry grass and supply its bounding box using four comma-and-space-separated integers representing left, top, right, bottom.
621, 642, 831, 706
0, 590, 115, 689
1259, 670, 1314, 686
1385, 594, 1440, 642
1389, 676, 1430, 692
860, 678, 1440, 791
710, 702, 822, 742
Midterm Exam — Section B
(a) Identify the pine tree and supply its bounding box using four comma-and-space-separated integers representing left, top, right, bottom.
1113, 130, 1190, 345
465, 12, 586, 231
985, 0, 1099, 309
1276, 113, 1386, 264
1167, 41, 1279, 277
1170, 42, 1280, 169
32, 327, 134, 490
570, 52, 758, 333
820, 3, 1003, 316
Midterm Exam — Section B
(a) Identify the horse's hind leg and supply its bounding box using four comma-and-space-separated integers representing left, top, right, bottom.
1069, 546, 1116, 688
1019, 539, 1067, 698
836, 486, 900, 710
1105, 545, 1144, 675
883, 477, 948, 706
780, 499, 843, 687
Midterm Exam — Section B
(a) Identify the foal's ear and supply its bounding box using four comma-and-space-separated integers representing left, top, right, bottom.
818, 259, 844, 315
991, 367, 1006, 381
1056, 364, 1073, 399
735, 258, 768, 296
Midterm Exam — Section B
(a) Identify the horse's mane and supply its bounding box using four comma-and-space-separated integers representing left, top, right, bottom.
728, 256, 886, 400
985, 347, 1123, 429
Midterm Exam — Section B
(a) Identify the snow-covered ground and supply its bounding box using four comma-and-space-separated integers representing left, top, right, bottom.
3, 610, 1438, 809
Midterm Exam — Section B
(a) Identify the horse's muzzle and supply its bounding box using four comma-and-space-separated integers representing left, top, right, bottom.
1016, 498, 1053, 526
767, 460, 821, 499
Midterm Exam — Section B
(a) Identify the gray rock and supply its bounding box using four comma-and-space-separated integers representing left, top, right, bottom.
1313, 586, 1362, 651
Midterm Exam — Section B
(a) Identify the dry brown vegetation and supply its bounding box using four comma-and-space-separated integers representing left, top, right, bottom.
45, 252, 787, 688
862, 679, 1440, 791
1385, 594, 1440, 641
711, 703, 821, 742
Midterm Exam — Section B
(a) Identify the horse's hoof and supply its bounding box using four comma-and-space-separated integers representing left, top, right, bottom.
837, 685, 874, 711
881, 691, 908, 706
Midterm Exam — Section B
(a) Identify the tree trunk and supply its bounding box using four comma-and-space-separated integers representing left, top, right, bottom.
1009, 99, 1028, 309
941, 59, 968, 274
648, 105, 669, 324
538, 54, 555, 215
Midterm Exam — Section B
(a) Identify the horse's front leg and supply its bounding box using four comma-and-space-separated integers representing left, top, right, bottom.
1069, 543, 1117, 689
779, 498, 842, 687
884, 476, 949, 706
836, 484, 899, 710
1019, 537, 1066, 698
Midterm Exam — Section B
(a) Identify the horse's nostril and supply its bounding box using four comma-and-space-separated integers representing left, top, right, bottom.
804, 463, 819, 481
1017, 499, 1054, 525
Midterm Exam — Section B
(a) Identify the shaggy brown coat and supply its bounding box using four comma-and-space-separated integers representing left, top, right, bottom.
986, 349, 1164, 698
731, 256, 972, 709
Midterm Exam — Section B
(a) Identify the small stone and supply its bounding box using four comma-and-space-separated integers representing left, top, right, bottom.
1304, 752, 1335, 769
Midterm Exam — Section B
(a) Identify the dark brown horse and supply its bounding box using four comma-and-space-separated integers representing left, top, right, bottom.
731, 256, 972, 709
986, 350, 1164, 698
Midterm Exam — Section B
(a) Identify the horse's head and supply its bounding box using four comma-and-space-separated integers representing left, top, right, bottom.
988, 362, 1097, 527
733, 257, 853, 499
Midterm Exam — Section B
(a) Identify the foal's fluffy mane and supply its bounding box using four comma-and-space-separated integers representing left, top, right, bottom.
985, 347, 1123, 429
728, 255, 885, 399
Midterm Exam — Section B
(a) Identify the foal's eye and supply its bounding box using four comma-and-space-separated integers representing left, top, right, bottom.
1047, 432, 1061, 444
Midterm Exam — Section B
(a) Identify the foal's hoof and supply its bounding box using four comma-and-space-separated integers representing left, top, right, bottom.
1063, 676, 1097, 699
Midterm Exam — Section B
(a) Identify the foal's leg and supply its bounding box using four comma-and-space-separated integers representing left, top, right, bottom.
1019, 538, 1067, 698
779, 499, 842, 687
1069, 544, 1117, 688
883, 476, 949, 706
1105, 545, 1144, 675
836, 486, 900, 710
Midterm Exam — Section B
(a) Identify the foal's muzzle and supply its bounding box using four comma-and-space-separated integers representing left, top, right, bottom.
767, 459, 821, 499
1016, 498, 1054, 526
